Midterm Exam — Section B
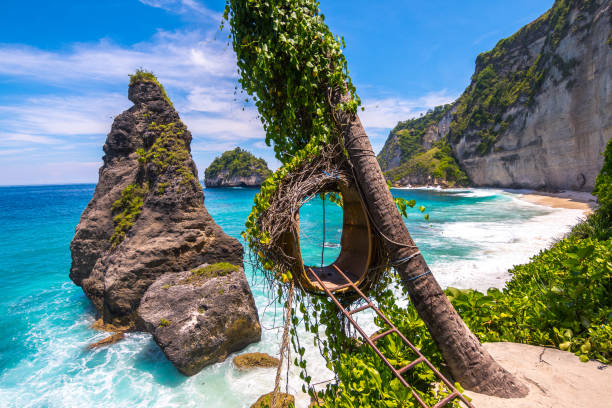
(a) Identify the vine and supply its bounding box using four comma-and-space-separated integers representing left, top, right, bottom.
224, 1, 448, 406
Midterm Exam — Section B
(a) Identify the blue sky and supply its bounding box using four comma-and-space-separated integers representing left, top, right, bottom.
0, 0, 553, 185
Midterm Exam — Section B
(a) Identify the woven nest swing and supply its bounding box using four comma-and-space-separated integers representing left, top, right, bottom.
255, 143, 388, 296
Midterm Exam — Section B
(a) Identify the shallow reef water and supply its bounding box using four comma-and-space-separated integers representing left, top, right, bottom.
0, 184, 585, 407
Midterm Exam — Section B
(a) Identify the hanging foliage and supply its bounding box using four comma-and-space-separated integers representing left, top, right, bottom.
223, 1, 458, 407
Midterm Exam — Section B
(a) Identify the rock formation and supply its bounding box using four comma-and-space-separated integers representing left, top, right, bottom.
379, 0, 612, 191
204, 147, 272, 187
233, 352, 279, 370
70, 71, 261, 374
251, 393, 295, 408
138, 263, 261, 376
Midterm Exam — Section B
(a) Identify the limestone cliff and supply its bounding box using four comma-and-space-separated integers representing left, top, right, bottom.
379, 0, 612, 191
378, 105, 468, 187
69, 72, 253, 331
204, 147, 272, 187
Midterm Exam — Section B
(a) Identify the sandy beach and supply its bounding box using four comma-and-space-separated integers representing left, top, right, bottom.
508, 189, 597, 211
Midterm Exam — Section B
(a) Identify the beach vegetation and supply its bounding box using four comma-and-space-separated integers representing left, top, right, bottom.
191, 262, 240, 278
159, 318, 171, 327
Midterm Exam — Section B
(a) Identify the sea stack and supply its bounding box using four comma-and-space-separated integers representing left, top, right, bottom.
69, 71, 261, 374
204, 147, 272, 187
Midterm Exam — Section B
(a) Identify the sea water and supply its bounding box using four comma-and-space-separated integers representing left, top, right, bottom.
0, 185, 586, 408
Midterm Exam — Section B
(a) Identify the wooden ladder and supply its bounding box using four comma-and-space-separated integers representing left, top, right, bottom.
308, 264, 475, 408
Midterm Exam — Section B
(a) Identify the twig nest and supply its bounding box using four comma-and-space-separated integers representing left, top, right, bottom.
250, 392, 295, 408
233, 352, 279, 370
251, 143, 388, 296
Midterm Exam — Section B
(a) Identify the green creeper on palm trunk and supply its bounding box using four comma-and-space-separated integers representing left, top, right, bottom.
224, 0, 527, 397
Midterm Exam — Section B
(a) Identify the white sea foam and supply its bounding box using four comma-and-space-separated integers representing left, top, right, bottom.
430, 193, 586, 291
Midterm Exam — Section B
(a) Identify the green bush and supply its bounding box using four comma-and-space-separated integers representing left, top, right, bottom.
448, 237, 612, 363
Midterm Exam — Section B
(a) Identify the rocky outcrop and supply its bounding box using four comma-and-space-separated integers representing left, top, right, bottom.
379, 0, 612, 191
204, 147, 272, 187
70, 73, 247, 330
205, 171, 268, 188
233, 352, 279, 370
138, 263, 261, 376
251, 393, 295, 408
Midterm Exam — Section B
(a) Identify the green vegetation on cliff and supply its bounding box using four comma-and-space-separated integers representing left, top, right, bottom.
391, 104, 451, 165
385, 141, 468, 186
137, 121, 195, 186
378, 104, 468, 186
449, 0, 597, 155
205, 147, 272, 180
379, 0, 605, 184
110, 183, 149, 247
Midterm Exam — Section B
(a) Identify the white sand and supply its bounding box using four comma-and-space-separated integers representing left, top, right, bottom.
507, 189, 597, 211
464, 342, 611, 408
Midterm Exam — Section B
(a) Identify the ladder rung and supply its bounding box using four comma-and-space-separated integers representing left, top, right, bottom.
348, 304, 372, 315
397, 356, 426, 375
432, 391, 459, 408
334, 282, 353, 291
369, 328, 395, 343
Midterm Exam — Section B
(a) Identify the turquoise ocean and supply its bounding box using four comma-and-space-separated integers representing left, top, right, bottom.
0, 184, 586, 407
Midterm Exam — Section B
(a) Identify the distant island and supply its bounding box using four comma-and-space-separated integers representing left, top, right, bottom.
204, 147, 272, 188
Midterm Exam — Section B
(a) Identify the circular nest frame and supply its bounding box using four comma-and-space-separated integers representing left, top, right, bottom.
254, 144, 388, 296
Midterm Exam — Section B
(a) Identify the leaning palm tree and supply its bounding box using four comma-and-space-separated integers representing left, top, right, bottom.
224, 0, 527, 397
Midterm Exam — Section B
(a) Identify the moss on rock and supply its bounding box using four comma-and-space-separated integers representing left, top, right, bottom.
250, 392, 295, 408
110, 183, 149, 247
233, 352, 279, 370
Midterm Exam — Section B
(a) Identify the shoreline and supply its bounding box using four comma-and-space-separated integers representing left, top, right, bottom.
391, 185, 597, 212
506, 189, 596, 212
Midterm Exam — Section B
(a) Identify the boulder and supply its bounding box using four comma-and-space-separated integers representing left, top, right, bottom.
138, 263, 261, 376
250, 392, 295, 408
233, 352, 279, 370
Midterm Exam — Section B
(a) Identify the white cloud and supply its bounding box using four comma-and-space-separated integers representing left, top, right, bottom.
359, 90, 457, 129
0, 19, 457, 183
0, 31, 235, 89
0, 94, 128, 137
359, 90, 458, 154
0, 133, 62, 145
138, 0, 221, 20
0, 147, 35, 156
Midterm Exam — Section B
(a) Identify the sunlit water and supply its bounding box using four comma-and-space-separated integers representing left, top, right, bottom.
0, 184, 586, 407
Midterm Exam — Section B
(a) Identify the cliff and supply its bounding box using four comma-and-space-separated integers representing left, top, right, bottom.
70, 71, 261, 374
379, 0, 612, 191
378, 105, 468, 187
204, 147, 272, 187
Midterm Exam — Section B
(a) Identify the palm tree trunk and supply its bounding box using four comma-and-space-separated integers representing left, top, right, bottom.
331, 89, 528, 398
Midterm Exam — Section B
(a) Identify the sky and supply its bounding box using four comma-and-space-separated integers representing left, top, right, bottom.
0, 0, 554, 186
